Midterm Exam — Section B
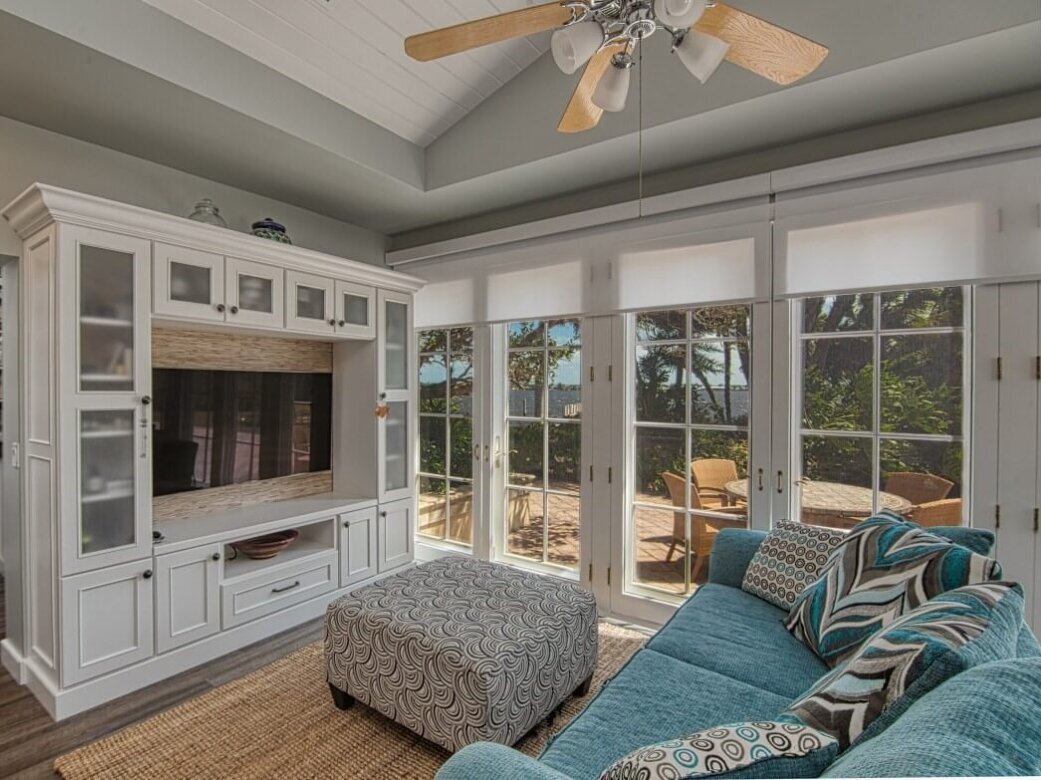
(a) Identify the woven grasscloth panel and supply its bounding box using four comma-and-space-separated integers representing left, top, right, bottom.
152, 327, 333, 373
153, 471, 333, 521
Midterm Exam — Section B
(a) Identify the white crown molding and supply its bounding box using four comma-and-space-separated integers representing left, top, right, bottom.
2, 183, 425, 293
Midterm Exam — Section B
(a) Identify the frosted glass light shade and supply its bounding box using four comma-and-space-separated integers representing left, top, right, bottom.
653, 0, 707, 28
675, 30, 729, 83
551, 21, 604, 74
591, 63, 631, 112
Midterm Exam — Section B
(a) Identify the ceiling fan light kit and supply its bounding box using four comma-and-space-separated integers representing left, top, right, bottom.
404, 0, 828, 133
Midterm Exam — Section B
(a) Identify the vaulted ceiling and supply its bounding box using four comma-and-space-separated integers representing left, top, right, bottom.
0, 0, 1039, 246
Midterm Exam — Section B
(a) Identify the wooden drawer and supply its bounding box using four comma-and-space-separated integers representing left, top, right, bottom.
221, 550, 337, 629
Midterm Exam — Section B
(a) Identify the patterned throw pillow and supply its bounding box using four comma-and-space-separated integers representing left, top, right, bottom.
598, 721, 838, 780
785, 581, 1024, 750
741, 521, 847, 610
786, 512, 1002, 666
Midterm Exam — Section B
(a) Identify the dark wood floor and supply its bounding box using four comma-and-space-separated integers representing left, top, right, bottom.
0, 575, 324, 779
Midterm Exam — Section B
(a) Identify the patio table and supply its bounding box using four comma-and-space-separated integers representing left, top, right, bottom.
724, 478, 913, 528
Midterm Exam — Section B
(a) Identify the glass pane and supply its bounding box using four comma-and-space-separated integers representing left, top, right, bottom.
418, 330, 446, 353
801, 337, 873, 431
632, 506, 686, 596
547, 493, 580, 567
881, 287, 963, 330
80, 409, 136, 554
636, 310, 685, 341
449, 353, 473, 416
690, 430, 748, 509
508, 350, 544, 417
634, 427, 685, 507
881, 438, 963, 509
418, 476, 447, 541
384, 401, 408, 491
691, 341, 750, 426
799, 435, 873, 528
507, 420, 543, 487
508, 320, 544, 347
881, 334, 963, 436
691, 305, 749, 340
547, 319, 581, 347
296, 285, 326, 321
344, 294, 369, 326
548, 349, 581, 419
449, 328, 473, 351
238, 274, 273, 313
385, 301, 408, 390
449, 418, 473, 479
419, 416, 445, 475
419, 354, 447, 414
506, 488, 544, 561
80, 245, 135, 392
548, 422, 580, 491
448, 480, 474, 545
635, 345, 686, 424
801, 294, 873, 333
169, 261, 211, 305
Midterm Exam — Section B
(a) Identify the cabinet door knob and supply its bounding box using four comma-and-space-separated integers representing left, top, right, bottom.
211, 552, 221, 561
328, 318, 337, 325
338, 320, 346, 327
229, 305, 239, 314
343, 520, 350, 528
143, 569, 153, 579
216, 303, 226, 313
141, 395, 151, 406
380, 511, 387, 518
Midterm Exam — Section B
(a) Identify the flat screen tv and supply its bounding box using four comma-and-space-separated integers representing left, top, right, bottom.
152, 369, 332, 497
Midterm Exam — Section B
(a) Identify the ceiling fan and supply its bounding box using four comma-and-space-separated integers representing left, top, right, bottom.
404, 0, 828, 133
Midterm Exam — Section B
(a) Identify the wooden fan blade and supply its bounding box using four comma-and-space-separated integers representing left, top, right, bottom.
694, 2, 828, 85
405, 2, 572, 61
557, 42, 628, 134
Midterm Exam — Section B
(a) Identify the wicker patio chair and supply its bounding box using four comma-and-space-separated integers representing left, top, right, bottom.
662, 471, 747, 583
690, 458, 741, 508
909, 497, 963, 526
884, 471, 954, 506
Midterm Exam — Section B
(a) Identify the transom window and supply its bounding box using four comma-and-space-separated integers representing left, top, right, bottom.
504, 319, 582, 569
417, 327, 474, 546
630, 305, 752, 598
795, 286, 966, 528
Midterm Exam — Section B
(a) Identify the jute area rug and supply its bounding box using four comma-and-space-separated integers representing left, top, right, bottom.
55, 623, 646, 779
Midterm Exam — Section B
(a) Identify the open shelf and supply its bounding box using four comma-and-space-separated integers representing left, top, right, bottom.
81, 429, 134, 440
223, 538, 334, 581
82, 486, 134, 504
80, 373, 133, 383
80, 316, 134, 328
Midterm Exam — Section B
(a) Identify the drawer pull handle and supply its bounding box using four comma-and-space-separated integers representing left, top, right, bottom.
272, 580, 301, 594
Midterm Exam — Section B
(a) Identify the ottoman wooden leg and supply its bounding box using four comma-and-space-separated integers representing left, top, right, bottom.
329, 683, 355, 711
575, 673, 593, 697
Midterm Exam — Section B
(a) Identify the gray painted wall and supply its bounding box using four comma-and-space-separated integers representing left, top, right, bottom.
0, 115, 387, 263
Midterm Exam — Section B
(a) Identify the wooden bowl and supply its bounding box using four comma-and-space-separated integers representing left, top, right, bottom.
232, 529, 299, 560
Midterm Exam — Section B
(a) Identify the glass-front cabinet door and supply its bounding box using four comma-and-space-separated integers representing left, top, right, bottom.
286, 270, 335, 334
61, 225, 153, 574
225, 257, 284, 329
378, 290, 413, 501
335, 280, 375, 339
153, 242, 225, 321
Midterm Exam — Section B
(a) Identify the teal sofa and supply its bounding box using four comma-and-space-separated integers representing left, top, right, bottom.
436, 527, 1041, 779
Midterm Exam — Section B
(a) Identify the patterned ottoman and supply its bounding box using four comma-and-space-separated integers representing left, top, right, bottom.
324, 556, 598, 752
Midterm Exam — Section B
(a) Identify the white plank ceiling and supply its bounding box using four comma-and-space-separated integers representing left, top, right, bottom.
141, 0, 551, 146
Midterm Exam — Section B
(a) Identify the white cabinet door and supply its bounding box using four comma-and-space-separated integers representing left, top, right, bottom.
378, 498, 414, 572
61, 559, 154, 685
335, 281, 376, 339
155, 544, 221, 653
225, 257, 285, 329
340, 506, 378, 586
378, 290, 414, 502
286, 270, 335, 334
153, 243, 225, 321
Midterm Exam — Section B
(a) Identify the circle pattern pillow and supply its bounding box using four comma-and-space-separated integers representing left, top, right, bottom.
741, 521, 847, 610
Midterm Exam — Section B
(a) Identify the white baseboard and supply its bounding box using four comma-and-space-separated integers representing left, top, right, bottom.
1, 638, 27, 684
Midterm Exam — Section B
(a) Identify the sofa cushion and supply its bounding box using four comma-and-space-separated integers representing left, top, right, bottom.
742, 521, 846, 610
599, 721, 838, 780
786, 512, 1002, 666
648, 584, 828, 699
820, 657, 1041, 777
539, 649, 790, 780
786, 581, 1024, 750
1018, 622, 1041, 658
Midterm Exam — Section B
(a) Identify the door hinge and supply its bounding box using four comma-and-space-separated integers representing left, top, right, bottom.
589, 366, 595, 382
995, 504, 1000, 530
608, 466, 613, 483
607, 567, 612, 586
1035, 356, 1040, 381
10, 442, 19, 470
589, 465, 594, 481
608, 364, 613, 381
1034, 507, 1039, 533
996, 356, 1003, 381
588, 562, 593, 581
